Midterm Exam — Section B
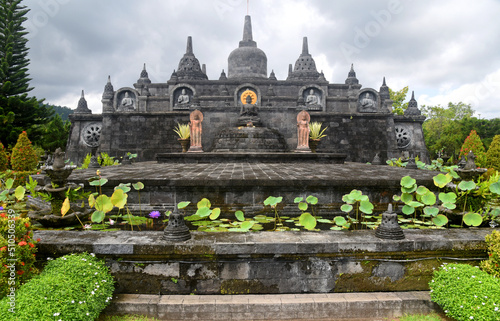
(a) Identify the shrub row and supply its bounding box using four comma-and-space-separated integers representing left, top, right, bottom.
0, 253, 114, 321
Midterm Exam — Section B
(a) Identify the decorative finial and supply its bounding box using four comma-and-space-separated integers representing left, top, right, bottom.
382, 76, 387, 86
239, 15, 257, 47
302, 37, 309, 55
186, 36, 193, 54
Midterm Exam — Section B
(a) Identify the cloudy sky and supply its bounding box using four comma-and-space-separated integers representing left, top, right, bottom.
23, 0, 500, 119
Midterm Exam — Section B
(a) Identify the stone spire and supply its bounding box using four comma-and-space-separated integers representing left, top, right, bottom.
379, 77, 390, 101
240, 15, 257, 47
404, 91, 422, 116
75, 90, 92, 114
176, 36, 208, 81
288, 37, 320, 81
219, 69, 227, 80
269, 70, 277, 81
102, 75, 114, 100
137, 63, 151, 85
345, 64, 359, 85
228, 15, 267, 79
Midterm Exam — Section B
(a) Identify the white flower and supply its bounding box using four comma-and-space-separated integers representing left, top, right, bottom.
47, 257, 53, 260
91, 291, 95, 295
475, 295, 478, 298
431, 280, 434, 282
79, 301, 83, 304
470, 316, 474, 319
71, 300, 75, 304
83, 224, 92, 229
96, 285, 100, 288
82, 258, 87, 261
90, 253, 95, 257
53, 313, 60, 316
109, 218, 115, 225
457, 277, 460, 279
482, 303, 485, 305
461, 306, 464, 308
495, 307, 499, 311
479, 281, 482, 283
471, 275, 475, 278
62, 257, 66, 260
95, 272, 98, 275
485, 296, 488, 298
86, 313, 90, 316
445, 310, 448, 313
89, 263, 92, 266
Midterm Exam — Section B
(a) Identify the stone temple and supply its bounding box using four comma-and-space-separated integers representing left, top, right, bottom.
66, 15, 428, 164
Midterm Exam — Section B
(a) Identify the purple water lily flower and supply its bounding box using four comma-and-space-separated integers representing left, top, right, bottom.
149, 211, 161, 219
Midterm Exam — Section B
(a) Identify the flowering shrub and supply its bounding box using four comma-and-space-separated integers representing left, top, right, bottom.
0, 142, 8, 172
485, 135, 500, 171
10, 131, 38, 171
460, 130, 486, 168
0, 253, 114, 320
0, 170, 38, 188
430, 263, 500, 320
0, 212, 39, 298
480, 230, 500, 278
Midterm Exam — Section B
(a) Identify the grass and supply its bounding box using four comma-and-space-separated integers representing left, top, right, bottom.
397, 313, 453, 321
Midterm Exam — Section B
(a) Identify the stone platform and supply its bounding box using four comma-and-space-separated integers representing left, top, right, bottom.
66, 161, 438, 216
102, 291, 443, 320
156, 152, 347, 164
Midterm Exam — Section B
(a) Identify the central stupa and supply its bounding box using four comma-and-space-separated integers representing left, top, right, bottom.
228, 15, 267, 79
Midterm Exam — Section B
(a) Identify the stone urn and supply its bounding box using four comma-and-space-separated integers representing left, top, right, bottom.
309, 139, 320, 153
178, 138, 190, 153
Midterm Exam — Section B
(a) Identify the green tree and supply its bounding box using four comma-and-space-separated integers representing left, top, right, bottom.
0, 141, 8, 171
421, 102, 475, 159
389, 86, 409, 115
460, 130, 486, 167
40, 114, 71, 153
10, 130, 37, 171
485, 135, 500, 171
0, 0, 52, 147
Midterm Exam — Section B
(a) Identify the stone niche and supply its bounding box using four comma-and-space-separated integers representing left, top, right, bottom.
114, 88, 138, 112
357, 89, 380, 113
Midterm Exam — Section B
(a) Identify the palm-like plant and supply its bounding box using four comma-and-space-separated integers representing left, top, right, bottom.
309, 122, 327, 140
173, 123, 190, 139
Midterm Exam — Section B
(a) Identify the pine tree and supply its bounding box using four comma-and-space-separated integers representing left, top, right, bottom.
485, 135, 500, 171
0, 0, 52, 147
460, 130, 486, 168
40, 114, 71, 153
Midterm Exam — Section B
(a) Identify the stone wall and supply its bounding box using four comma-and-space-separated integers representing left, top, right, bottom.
34, 229, 494, 295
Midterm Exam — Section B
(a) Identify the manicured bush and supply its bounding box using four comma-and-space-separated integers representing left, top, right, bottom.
430, 263, 500, 320
485, 135, 500, 171
0, 142, 8, 171
460, 130, 486, 168
0, 213, 39, 298
10, 132, 38, 171
0, 170, 38, 188
0, 253, 114, 321
480, 230, 500, 278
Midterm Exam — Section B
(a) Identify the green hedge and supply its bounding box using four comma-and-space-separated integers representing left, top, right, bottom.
430, 263, 500, 320
0, 253, 114, 321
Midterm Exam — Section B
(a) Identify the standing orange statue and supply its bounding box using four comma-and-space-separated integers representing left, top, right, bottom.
188, 109, 203, 152
296, 110, 311, 152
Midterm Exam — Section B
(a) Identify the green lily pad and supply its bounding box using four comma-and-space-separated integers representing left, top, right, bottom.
458, 180, 476, 191
401, 193, 413, 204
334, 216, 347, 226
177, 201, 191, 209
299, 212, 317, 230
340, 204, 353, 213
423, 206, 439, 217
416, 186, 430, 195
439, 192, 457, 204
197, 198, 211, 209
359, 200, 374, 214
209, 208, 221, 220
306, 195, 318, 205
421, 192, 436, 206
402, 205, 415, 215
132, 182, 144, 190
294, 197, 303, 203
240, 221, 254, 230
490, 182, 500, 195
235, 210, 245, 222
433, 174, 451, 188
432, 214, 448, 226
298, 202, 308, 211
463, 212, 482, 227
401, 176, 416, 188
196, 207, 212, 218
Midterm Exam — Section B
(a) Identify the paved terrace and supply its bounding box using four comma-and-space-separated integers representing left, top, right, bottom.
68, 161, 438, 188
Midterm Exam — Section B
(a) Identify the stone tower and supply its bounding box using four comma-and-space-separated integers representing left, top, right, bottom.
228, 15, 267, 79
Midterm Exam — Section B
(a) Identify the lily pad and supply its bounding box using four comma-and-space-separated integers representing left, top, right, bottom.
463, 212, 482, 227
298, 202, 308, 211
433, 174, 452, 188
306, 195, 318, 205
401, 176, 416, 188
458, 180, 476, 191
340, 204, 353, 213
432, 214, 449, 227
235, 210, 245, 222
299, 213, 317, 230
209, 208, 221, 220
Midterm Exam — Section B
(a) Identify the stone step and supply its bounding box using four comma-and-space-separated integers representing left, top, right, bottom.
103, 291, 442, 320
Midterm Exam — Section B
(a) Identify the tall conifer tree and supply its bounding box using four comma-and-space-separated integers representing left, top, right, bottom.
0, 0, 51, 147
